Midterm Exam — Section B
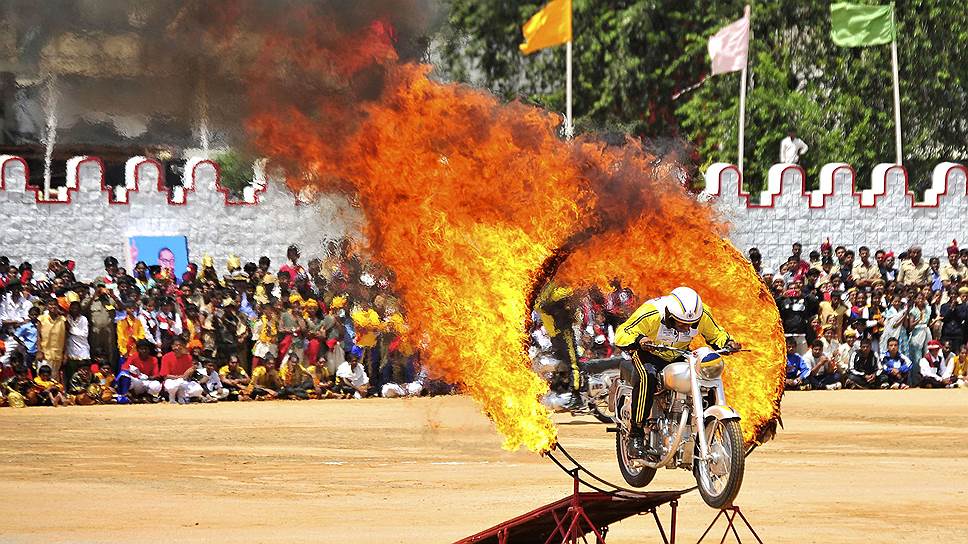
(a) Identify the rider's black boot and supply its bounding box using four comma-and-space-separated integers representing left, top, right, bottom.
628, 432, 647, 458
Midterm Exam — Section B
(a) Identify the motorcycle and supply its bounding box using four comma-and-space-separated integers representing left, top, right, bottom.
535, 354, 623, 424
608, 343, 746, 509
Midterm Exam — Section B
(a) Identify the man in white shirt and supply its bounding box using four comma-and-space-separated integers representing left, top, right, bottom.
779, 129, 808, 164
336, 347, 370, 399
918, 340, 956, 388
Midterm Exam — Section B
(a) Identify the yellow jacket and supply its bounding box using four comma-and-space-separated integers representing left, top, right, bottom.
614, 297, 731, 362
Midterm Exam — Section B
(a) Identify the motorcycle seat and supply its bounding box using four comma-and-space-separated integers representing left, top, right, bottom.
579, 357, 623, 375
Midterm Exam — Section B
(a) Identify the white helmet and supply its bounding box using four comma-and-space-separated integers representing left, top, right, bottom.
667, 287, 703, 324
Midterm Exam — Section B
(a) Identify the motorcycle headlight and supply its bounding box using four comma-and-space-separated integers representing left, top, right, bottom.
699, 357, 726, 380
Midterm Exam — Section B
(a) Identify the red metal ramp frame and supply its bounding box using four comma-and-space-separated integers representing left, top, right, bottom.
454, 485, 684, 544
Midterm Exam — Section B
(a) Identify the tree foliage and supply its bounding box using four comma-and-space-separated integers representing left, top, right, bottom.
437, 1, 968, 192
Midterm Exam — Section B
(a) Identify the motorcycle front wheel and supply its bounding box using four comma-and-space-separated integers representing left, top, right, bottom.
694, 418, 745, 509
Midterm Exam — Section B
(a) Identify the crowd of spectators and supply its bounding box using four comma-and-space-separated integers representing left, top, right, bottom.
750, 240, 968, 391
0, 243, 451, 408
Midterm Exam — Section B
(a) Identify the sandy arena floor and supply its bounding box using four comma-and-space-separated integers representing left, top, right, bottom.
0, 389, 966, 543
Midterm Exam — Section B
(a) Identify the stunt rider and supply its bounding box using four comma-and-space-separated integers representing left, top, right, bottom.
614, 287, 740, 456
535, 282, 583, 410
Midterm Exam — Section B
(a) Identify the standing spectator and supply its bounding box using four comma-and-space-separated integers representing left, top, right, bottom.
881, 337, 913, 389
928, 258, 943, 293
881, 297, 908, 351
747, 248, 762, 275
918, 340, 955, 388
818, 294, 847, 338
38, 300, 67, 382
116, 301, 146, 362
898, 246, 930, 286
278, 245, 305, 288
852, 246, 881, 287
939, 287, 967, 351
784, 337, 811, 390
880, 252, 898, 282
156, 297, 183, 353
64, 301, 90, 384
778, 280, 820, 346
13, 306, 40, 368
906, 292, 932, 372
839, 250, 856, 289
779, 128, 808, 164
84, 280, 119, 372
789, 243, 810, 279
940, 242, 965, 289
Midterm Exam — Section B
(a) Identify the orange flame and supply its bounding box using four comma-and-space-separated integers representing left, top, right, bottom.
245, 28, 784, 450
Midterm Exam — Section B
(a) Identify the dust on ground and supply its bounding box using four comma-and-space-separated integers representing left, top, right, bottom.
0, 389, 966, 543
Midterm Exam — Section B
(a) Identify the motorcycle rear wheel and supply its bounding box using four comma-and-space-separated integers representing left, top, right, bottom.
694, 418, 745, 509
615, 395, 656, 487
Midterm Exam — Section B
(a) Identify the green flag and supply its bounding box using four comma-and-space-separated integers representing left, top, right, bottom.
831, 3, 895, 47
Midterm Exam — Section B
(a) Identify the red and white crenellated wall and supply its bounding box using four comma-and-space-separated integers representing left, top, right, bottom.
703, 161, 968, 268
0, 154, 361, 278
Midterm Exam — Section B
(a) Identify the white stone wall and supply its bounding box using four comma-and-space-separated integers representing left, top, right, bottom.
703, 161, 968, 269
0, 155, 360, 279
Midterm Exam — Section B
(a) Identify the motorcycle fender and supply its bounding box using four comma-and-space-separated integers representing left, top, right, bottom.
703, 405, 741, 422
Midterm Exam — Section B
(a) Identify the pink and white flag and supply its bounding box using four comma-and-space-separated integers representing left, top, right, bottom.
708, 10, 750, 75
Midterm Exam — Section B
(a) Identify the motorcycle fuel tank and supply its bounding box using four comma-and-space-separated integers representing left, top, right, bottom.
662, 362, 692, 393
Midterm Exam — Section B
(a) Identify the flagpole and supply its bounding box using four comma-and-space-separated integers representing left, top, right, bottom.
737, 5, 750, 175
890, 36, 902, 165
565, 40, 573, 138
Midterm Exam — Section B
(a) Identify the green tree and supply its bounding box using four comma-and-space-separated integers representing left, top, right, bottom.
438, 1, 968, 193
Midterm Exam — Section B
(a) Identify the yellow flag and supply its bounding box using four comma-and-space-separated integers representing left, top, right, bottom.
519, 0, 572, 55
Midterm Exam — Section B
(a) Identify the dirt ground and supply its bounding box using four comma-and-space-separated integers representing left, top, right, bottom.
0, 389, 966, 543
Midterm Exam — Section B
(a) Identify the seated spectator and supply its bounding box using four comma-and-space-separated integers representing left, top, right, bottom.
246, 355, 283, 400
881, 337, 913, 389
336, 347, 370, 398
918, 340, 956, 388
91, 358, 116, 403
803, 339, 842, 390
306, 358, 339, 399
67, 364, 99, 405
160, 337, 203, 404
835, 329, 859, 373
278, 352, 314, 400
200, 359, 229, 401
116, 339, 162, 404
4, 361, 36, 407
784, 337, 811, 391
382, 360, 428, 398
846, 337, 885, 389
218, 355, 250, 400
33, 362, 69, 406
819, 325, 840, 358
954, 343, 968, 387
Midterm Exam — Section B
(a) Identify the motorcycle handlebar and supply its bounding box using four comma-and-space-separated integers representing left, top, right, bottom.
639, 343, 744, 356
